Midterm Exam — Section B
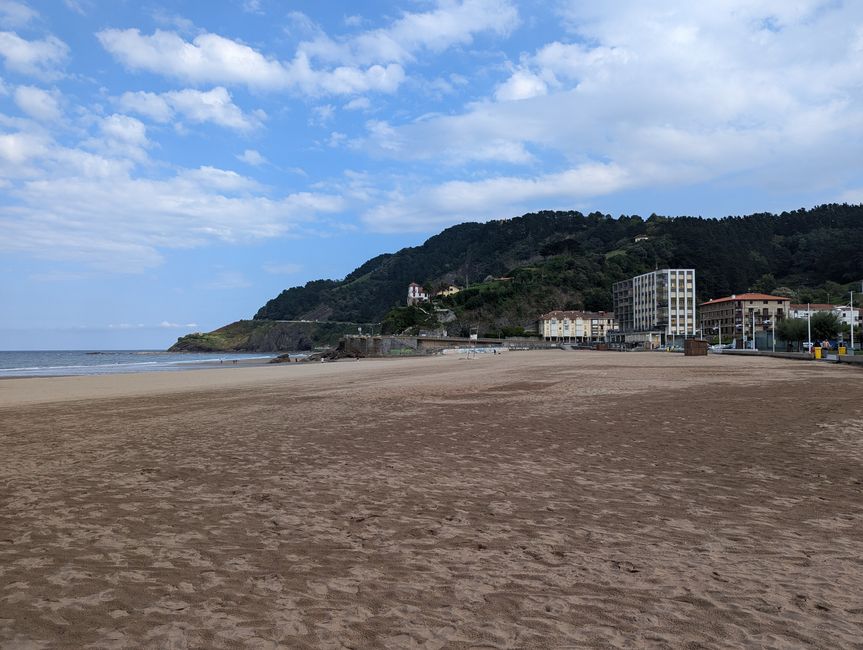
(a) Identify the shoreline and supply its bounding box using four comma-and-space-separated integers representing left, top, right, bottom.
0, 352, 284, 381
0, 353, 455, 407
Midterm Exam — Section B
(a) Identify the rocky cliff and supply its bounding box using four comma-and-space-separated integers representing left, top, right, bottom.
169, 320, 372, 353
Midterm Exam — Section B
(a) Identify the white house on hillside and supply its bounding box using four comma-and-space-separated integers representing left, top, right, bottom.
407, 282, 429, 305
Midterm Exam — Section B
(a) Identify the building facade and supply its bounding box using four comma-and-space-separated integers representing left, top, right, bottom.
539, 310, 616, 343
434, 285, 461, 297
406, 282, 428, 305
790, 303, 862, 328
612, 269, 696, 346
700, 293, 790, 344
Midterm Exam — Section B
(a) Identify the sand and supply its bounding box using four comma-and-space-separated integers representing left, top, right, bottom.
1, 351, 862, 648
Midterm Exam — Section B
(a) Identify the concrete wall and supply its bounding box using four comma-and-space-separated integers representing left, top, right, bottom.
341, 335, 556, 357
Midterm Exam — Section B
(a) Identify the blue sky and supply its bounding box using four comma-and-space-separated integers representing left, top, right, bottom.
1, 0, 862, 349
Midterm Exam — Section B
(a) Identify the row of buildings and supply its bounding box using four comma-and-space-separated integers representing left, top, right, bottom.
538, 269, 860, 347
407, 273, 859, 347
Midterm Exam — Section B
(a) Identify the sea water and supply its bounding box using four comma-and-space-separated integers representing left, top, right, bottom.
0, 350, 280, 378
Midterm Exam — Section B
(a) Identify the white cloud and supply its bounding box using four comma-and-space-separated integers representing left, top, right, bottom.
363, 162, 632, 231
0, 122, 345, 271
312, 103, 335, 124
159, 321, 198, 328
357, 0, 863, 229
97, 29, 292, 88
116, 87, 262, 130
0, 1, 37, 28
305, 0, 519, 65
13, 85, 62, 121
94, 114, 149, 161
1, 162, 345, 271
166, 87, 262, 130
0, 31, 68, 78
327, 131, 346, 147
97, 2, 517, 97
0, 130, 49, 165
63, 0, 88, 15
494, 69, 547, 101
177, 165, 261, 192
344, 96, 370, 111
242, 0, 263, 15
237, 148, 266, 165
360, 115, 536, 165
97, 28, 405, 96
150, 8, 195, 33
100, 113, 149, 146
115, 90, 172, 122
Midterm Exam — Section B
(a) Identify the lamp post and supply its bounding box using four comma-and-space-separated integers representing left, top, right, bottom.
807, 302, 812, 353
851, 290, 855, 353
772, 315, 776, 353
751, 310, 756, 350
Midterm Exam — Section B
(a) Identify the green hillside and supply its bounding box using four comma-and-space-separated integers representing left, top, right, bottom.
255, 204, 863, 326
172, 204, 863, 349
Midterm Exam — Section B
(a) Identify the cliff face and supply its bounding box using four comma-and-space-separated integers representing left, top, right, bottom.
169, 320, 371, 352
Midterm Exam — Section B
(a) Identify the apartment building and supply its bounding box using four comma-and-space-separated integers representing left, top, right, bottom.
700, 293, 790, 343
539, 310, 616, 343
612, 269, 696, 346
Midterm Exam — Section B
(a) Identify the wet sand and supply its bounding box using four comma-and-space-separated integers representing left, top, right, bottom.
1, 351, 862, 648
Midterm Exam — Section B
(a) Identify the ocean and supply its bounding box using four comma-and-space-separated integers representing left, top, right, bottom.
0, 350, 281, 378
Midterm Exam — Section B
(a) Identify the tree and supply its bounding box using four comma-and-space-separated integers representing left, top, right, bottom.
773, 286, 796, 300
751, 273, 777, 293
777, 318, 808, 351
811, 311, 840, 342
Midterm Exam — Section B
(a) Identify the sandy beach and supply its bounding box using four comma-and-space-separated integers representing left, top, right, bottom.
1, 351, 862, 648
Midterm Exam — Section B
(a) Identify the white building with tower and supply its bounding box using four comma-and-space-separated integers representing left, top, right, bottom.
406, 282, 429, 305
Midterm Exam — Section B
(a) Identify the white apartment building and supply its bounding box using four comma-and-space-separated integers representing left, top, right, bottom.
612, 269, 696, 346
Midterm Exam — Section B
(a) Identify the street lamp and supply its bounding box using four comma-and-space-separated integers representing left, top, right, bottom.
751, 309, 756, 350
772, 316, 776, 353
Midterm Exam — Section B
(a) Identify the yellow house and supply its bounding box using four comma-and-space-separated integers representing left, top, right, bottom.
435, 285, 461, 297
538, 310, 616, 343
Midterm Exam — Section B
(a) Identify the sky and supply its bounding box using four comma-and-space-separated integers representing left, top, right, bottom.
1, 0, 862, 349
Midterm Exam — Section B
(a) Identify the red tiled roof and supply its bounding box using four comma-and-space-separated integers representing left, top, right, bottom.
700, 293, 791, 306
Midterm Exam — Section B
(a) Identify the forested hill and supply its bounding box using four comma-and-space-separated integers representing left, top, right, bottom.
254, 204, 863, 327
